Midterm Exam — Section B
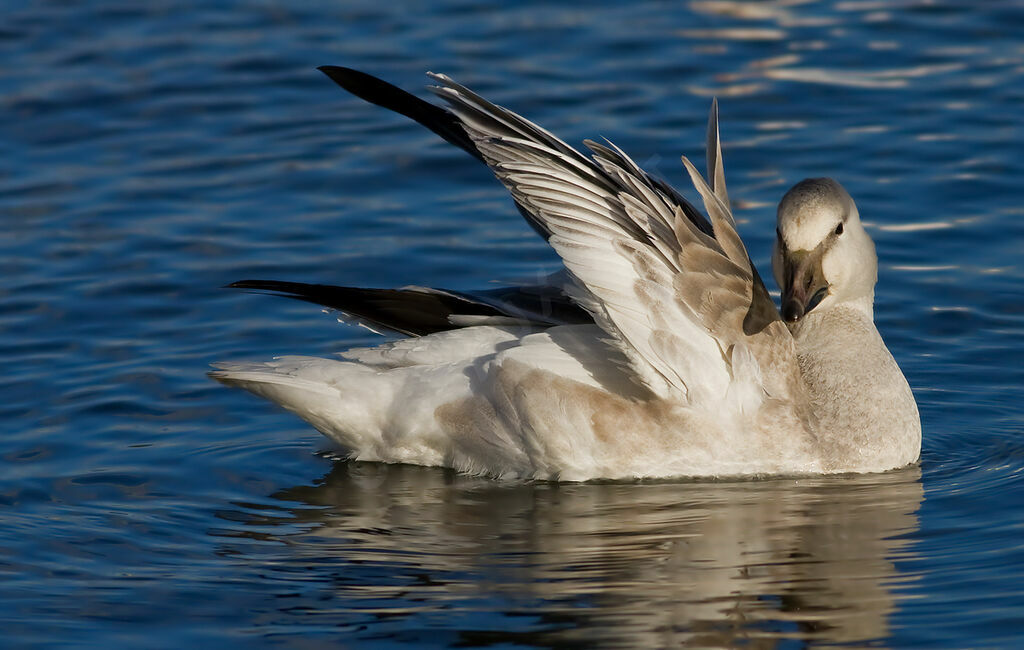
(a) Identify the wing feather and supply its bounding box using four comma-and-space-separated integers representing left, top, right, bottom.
428, 73, 802, 408
706, 98, 730, 211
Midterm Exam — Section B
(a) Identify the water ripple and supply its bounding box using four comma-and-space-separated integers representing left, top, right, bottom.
2, 0, 1023, 647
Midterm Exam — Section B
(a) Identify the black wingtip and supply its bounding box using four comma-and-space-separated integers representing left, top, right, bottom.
225, 280, 266, 290
315, 64, 484, 163
316, 65, 368, 89
316, 65, 408, 105
224, 279, 518, 336
226, 279, 308, 293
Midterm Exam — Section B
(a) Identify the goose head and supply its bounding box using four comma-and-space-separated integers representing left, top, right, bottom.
771, 178, 877, 324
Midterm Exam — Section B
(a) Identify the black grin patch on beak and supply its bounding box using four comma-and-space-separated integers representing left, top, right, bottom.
806, 286, 828, 314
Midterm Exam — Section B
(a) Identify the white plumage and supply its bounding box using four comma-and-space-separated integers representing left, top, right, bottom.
213, 70, 921, 480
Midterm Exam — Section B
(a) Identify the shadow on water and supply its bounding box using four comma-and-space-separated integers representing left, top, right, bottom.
217, 461, 923, 647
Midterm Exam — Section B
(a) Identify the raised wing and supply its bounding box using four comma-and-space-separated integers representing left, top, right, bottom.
428, 73, 802, 406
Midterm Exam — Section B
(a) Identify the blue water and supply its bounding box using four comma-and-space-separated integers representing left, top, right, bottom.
3, 1, 1023, 647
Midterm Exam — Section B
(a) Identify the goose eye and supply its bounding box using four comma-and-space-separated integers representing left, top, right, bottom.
834, 222, 844, 236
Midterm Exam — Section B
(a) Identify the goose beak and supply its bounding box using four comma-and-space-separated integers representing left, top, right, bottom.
781, 247, 829, 323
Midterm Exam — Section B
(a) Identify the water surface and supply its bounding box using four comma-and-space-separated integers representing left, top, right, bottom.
2, 1, 1023, 647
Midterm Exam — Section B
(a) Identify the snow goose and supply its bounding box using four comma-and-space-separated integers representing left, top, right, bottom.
212, 67, 921, 480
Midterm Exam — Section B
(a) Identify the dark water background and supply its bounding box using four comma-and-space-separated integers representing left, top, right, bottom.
3, 1, 1023, 647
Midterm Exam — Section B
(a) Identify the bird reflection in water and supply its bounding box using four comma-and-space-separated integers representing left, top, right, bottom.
217, 463, 922, 647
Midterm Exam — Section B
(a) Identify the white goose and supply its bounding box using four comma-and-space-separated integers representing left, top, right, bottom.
212, 67, 921, 481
